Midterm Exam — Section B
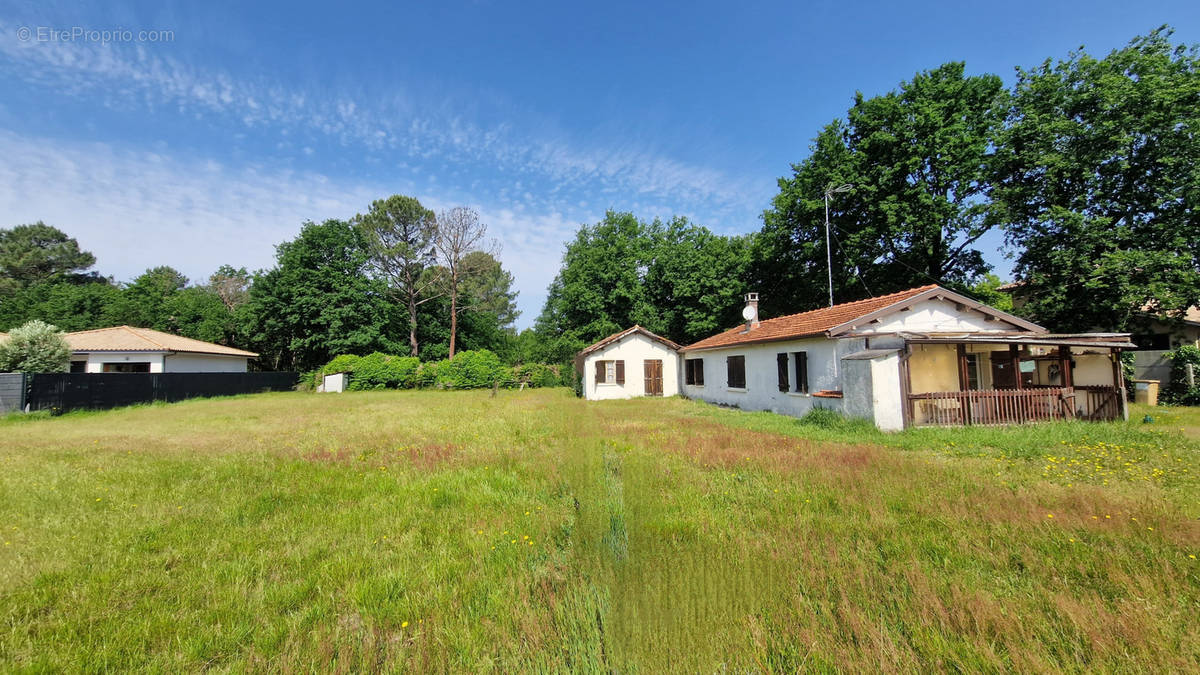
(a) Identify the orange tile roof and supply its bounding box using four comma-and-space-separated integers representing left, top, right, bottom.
65, 326, 257, 357
682, 285, 940, 351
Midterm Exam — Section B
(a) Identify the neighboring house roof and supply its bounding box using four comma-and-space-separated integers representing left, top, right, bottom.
65, 326, 258, 357
578, 325, 682, 357
0, 332, 7, 341
682, 285, 1044, 352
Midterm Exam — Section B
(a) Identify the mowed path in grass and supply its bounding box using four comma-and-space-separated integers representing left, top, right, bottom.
0, 390, 1197, 671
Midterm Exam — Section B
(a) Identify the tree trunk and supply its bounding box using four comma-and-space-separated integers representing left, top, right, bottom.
448, 271, 459, 359
408, 292, 419, 357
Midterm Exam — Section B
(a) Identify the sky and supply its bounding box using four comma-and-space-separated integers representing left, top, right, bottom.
1, 1, 1197, 328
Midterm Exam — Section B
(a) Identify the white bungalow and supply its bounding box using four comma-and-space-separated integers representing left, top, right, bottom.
64, 326, 257, 373
580, 286, 1133, 430
576, 325, 681, 400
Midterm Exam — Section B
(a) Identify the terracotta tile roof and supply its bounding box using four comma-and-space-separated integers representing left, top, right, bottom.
65, 326, 257, 357
578, 325, 681, 357
682, 285, 940, 351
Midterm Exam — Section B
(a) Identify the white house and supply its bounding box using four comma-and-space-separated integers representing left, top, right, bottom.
576, 325, 681, 400
580, 286, 1133, 430
64, 326, 257, 373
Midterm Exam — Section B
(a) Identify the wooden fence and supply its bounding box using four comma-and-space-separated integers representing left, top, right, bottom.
908, 385, 1123, 427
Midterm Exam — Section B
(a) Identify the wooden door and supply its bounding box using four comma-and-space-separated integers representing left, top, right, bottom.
643, 359, 663, 396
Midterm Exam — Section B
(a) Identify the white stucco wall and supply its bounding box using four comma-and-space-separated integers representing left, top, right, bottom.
77, 352, 165, 373
582, 333, 679, 400
164, 353, 249, 372
73, 352, 248, 373
857, 299, 1024, 334
838, 353, 905, 431
679, 337, 863, 417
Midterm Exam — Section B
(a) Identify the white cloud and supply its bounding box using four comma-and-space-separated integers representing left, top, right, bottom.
0, 130, 574, 327
0, 22, 765, 216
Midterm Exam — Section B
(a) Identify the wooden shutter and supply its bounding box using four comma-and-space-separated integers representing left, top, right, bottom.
595, 360, 605, 384
777, 353, 789, 392
696, 359, 704, 386
615, 360, 625, 385
794, 352, 808, 393
727, 356, 745, 389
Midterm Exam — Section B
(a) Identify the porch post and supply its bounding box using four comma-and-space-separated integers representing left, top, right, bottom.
1112, 348, 1129, 421
956, 343, 972, 425
956, 343, 970, 391
1009, 344, 1022, 389
1059, 346, 1073, 388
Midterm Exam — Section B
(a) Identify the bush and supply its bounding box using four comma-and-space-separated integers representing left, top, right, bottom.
347, 352, 420, 390
0, 320, 71, 373
314, 354, 361, 388
514, 363, 563, 388
415, 360, 441, 388
1163, 345, 1200, 405
436, 350, 511, 389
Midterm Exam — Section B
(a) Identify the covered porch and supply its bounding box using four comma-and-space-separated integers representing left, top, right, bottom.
900, 334, 1133, 427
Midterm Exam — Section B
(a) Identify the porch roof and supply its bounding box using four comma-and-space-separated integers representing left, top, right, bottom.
898, 332, 1135, 349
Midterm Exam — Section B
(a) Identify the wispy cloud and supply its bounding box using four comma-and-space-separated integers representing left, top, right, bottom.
0, 130, 575, 325
0, 22, 763, 215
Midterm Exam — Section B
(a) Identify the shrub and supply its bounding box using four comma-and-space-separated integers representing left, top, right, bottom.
1163, 345, 1200, 405
314, 354, 361, 388
0, 320, 71, 373
514, 363, 563, 388
348, 352, 420, 390
436, 350, 510, 389
415, 360, 441, 388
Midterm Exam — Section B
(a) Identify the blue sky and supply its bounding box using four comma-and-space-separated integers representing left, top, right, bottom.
1, 1, 1197, 328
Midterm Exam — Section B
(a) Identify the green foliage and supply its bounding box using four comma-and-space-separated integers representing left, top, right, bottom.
756, 62, 1008, 313
243, 219, 395, 371
353, 195, 439, 356
995, 27, 1200, 332
534, 212, 750, 359
0, 222, 97, 296
1163, 345, 1200, 405
435, 349, 511, 389
346, 352, 420, 390
514, 362, 562, 388
0, 279, 121, 332
414, 360, 441, 388
0, 320, 71, 373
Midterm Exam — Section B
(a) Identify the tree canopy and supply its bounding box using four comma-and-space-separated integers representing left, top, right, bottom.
994, 27, 1200, 331
756, 62, 1010, 314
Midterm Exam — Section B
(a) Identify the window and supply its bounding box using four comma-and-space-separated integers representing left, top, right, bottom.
776, 353, 789, 392
792, 352, 808, 393
727, 355, 746, 389
964, 353, 980, 390
69, 361, 86, 373
103, 362, 150, 373
594, 359, 624, 385
684, 358, 705, 386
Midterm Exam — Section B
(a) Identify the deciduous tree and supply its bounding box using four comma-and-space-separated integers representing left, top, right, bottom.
994, 27, 1200, 331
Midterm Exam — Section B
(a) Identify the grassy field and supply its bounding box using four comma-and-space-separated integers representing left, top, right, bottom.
1, 390, 1197, 672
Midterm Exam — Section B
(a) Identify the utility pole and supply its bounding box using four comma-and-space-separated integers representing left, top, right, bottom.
823, 183, 853, 307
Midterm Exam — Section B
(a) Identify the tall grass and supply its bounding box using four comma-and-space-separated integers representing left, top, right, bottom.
1, 390, 1196, 670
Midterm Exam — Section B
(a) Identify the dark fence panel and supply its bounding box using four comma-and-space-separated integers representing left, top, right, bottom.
0, 373, 26, 413
26, 372, 299, 413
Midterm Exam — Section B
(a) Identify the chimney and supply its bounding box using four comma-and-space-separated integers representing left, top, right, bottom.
742, 292, 760, 332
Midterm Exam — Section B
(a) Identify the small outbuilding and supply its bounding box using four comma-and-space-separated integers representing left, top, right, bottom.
64, 326, 257, 373
576, 325, 681, 400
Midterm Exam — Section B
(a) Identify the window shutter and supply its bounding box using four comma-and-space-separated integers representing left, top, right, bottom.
595, 360, 605, 384
777, 353, 789, 392
696, 359, 704, 386
615, 360, 625, 385
795, 352, 808, 393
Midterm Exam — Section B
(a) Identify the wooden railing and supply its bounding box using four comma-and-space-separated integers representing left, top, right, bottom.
908, 386, 1123, 427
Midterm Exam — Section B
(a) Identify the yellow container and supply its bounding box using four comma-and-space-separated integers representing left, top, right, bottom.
1132, 379, 1159, 406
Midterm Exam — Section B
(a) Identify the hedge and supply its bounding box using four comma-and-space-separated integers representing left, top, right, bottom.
316, 350, 572, 392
